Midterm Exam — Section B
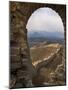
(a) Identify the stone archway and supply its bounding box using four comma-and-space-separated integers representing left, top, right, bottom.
10, 1, 66, 88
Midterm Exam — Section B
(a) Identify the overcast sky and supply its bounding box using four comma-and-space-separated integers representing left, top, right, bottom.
26, 7, 64, 33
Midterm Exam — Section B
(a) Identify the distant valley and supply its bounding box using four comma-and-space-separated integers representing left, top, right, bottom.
27, 31, 64, 47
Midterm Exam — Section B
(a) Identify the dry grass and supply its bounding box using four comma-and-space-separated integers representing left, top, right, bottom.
30, 43, 61, 63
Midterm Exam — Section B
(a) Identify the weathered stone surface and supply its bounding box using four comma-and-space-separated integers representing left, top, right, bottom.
49, 63, 65, 85
10, 74, 16, 88
10, 62, 22, 70
10, 47, 20, 55
10, 1, 66, 88
10, 55, 20, 63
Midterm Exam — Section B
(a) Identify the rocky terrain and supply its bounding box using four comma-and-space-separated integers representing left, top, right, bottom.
30, 43, 65, 86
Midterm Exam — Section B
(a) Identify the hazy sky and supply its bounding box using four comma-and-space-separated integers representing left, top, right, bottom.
26, 7, 64, 33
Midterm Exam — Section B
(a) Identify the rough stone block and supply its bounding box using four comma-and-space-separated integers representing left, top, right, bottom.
10, 47, 20, 55
10, 55, 20, 63
11, 62, 22, 70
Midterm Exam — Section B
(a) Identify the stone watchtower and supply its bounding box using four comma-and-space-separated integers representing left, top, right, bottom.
10, 1, 66, 88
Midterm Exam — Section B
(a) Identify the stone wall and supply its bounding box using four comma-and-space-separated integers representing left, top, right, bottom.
32, 46, 65, 86
9, 1, 66, 88
35, 46, 63, 71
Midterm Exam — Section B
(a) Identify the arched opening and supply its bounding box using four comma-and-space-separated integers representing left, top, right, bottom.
10, 1, 66, 88
26, 7, 65, 86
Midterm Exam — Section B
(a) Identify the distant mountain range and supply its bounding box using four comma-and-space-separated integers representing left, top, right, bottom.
28, 31, 64, 39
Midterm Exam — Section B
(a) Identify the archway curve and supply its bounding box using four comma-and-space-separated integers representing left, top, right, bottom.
10, 2, 66, 88
26, 7, 65, 66
26, 5, 66, 47
26, 7, 64, 35
26, 7, 65, 86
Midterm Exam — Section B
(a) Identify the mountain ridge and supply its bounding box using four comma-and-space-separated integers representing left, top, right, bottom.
28, 31, 64, 39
